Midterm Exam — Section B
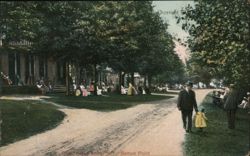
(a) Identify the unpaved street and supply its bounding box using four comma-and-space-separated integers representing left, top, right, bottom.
0, 89, 211, 156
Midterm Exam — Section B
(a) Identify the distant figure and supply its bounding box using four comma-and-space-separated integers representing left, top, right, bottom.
48, 81, 53, 93
36, 81, 46, 95
75, 89, 81, 96
16, 75, 23, 86
145, 86, 151, 95
127, 83, 133, 95
127, 83, 137, 95
121, 85, 127, 95
138, 86, 143, 95
238, 97, 248, 109
195, 108, 208, 132
177, 81, 198, 133
132, 85, 138, 95
1, 72, 12, 85
97, 85, 102, 95
224, 84, 239, 129
238, 92, 250, 109
247, 92, 250, 113
80, 83, 88, 97
89, 82, 94, 95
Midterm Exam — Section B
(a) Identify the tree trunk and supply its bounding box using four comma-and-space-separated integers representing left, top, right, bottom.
148, 75, 152, 88
118, 71, 122, 94
0, 77, 2, 95
131, 72, 135, 86
75, 62, 80, 87
65, 61, 70, 96
0, 59, 2, 95
144, 75, 147, 87
121, 72, 125, 87
94, 64, 98, 96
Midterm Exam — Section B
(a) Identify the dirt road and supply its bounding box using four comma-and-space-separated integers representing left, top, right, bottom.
0, 89, 211, 156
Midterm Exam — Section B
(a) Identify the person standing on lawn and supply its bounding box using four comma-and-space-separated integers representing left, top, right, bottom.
224, 84, 240, 129
177, 81, 198, 133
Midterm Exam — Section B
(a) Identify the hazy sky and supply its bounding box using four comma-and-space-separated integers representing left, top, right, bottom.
152, 1, 194, 40
152, 1, 195, 64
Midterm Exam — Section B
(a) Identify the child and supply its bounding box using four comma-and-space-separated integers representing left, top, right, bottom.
195, 108, 208, 132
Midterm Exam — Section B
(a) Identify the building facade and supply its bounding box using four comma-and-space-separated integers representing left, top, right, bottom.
0, 49, 64, 87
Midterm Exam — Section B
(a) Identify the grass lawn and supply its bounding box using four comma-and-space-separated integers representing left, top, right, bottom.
0, 100, 65, 147
184, 93, 249, 156
46, 94, 172, 111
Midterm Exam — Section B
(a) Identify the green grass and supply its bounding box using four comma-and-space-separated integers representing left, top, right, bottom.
0, 100, 65, 146
46, 94, 172, 111
184, 94, 249, 156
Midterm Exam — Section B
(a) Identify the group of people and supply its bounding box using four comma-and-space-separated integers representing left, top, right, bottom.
177, 81, 249, 133
74, 81, 110, 97
211, 88, 228, 108
122, 83, 149, 96
36, 78, 53, 95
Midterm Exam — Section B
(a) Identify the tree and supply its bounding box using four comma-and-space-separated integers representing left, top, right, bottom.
186, 60, 213, 87
0, 2, 40, 48
178, 0, 250, 88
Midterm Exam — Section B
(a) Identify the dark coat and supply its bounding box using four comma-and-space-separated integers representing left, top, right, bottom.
177, 89, 198, 111
224, 89, 240, 110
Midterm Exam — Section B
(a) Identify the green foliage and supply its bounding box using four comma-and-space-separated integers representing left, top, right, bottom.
178, 0, 250, 87
0, 2, 39, 50
186, 60, 213, 85
0, 1, 185, 85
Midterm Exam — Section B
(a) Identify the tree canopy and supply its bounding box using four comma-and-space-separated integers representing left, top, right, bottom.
0, 1, 185, 91
178, 0, 250, 88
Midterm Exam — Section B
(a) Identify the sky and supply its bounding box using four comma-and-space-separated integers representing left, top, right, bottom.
152, 1, 195, 64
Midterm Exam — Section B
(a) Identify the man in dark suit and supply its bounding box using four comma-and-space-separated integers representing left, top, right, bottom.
177, 82, 198, 133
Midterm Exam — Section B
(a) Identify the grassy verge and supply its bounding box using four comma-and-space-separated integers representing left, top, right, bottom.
46, 94, 172, 111
184, 94, 249, 156
0, 100, 65, 147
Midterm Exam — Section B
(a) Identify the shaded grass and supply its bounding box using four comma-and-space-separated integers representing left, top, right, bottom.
0, 100, 65, 146
46, 94, 172, 111
184, 93, 249, 156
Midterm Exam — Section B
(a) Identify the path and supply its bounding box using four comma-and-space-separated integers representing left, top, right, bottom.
0, 89, 211, 156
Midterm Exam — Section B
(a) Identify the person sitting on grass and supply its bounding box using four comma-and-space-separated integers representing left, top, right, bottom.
80, 83, 88, 97
195, 108, 208, 132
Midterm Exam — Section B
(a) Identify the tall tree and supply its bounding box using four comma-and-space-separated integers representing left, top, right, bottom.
178, 0, 250, 88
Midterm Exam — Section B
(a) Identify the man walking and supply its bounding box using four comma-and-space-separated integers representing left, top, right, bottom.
177, 81, 198, 133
